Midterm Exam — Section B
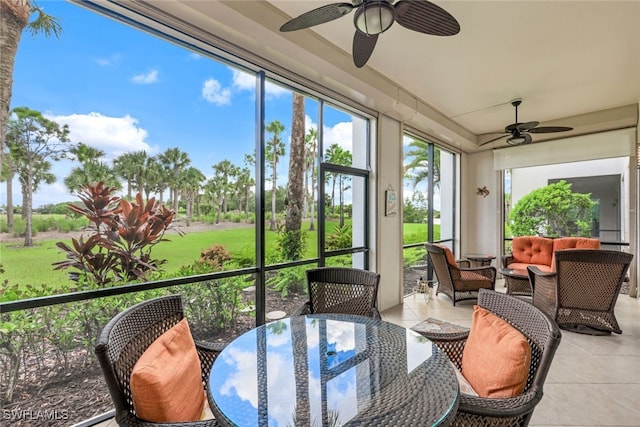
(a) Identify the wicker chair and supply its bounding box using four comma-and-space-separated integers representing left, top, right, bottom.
95, 295, 225, 426
417, 289, 562, 427
294, 267, 381, 318
528, 249, 633, 335
426, 243, 496, 305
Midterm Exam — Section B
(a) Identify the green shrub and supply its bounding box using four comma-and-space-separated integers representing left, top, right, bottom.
267, 265, 307, 297
326, 223, 352, 250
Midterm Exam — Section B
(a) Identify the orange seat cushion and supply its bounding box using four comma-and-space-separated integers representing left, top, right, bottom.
461, 306, 532, 398
455, 270, 494, 291
511, 236, 554, 266
130, 318, 206, 422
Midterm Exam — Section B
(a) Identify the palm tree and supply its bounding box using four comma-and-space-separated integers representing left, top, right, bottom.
212, 159, 238, 217
141, 156, 164, 202
178, 166, 205, 225
113, 152, 140, 200
403, 138, 441, 189
158, 147, 191, 212
304, 127, 318, 231
285, 93, 306, 235
324, 143, 352, 224
64, 143, 119, 192
129, 150, 149, 196
203, 175, 225, 224
0, 0, 62, 177
239, 154, 255, 219
265, 120, 285, 231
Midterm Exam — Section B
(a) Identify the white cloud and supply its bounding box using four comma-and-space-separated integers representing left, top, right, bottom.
305, 114, 317, 134
231, 69, 289, 98
231, 69, 255, 91
95, 53, 122, 67
202, 78, 232, 106
131, 69, 159, 84
49, 112, 154, 160
324, 121, 352, 151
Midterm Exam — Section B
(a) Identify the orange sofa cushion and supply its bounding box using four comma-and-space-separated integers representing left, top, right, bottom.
130, 318, 206, 422
461, 306, 532, 398
511, 236, 554, 266
550, 237, 601, 270
553, 237, 601, 251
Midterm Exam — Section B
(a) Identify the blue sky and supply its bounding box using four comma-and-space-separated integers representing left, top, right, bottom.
5, 1, 355, 208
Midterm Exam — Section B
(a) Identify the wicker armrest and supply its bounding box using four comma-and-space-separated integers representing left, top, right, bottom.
456, 259, 471, 268
414, 330, 469, 369
527, 266, 556, 278
457, 388, 542, 419
501, 254, 514, 268
292, 301, 312, 316
196, 341, 226, 380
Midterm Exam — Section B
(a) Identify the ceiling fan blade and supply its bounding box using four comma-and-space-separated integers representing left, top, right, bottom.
516, 121, 539, 131
528, 126, 574, 134
394, 0, 460, 36
353, 31, 378, 68
479, 133, 508, 146
279, 3, 355, 32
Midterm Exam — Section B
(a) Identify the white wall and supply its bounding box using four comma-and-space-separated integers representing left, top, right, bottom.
376, 115, 403, 311
460, 150, 502, 259
511, 159, 628, 203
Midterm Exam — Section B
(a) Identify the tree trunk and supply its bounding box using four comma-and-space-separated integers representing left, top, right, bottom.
23, 159, 33, 246
309, 172, 316, 231
0, 0, 30, 178
303, 168, 308, 218
244, 188, 250, 219
270, 165, 277, 230
6, 170, 14, 229
285, 93, 305, 233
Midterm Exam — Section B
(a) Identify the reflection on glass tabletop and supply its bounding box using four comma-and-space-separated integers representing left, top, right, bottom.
208, 314, 458, 427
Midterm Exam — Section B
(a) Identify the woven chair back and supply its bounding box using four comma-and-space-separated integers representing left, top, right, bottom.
306, 267, 380, 317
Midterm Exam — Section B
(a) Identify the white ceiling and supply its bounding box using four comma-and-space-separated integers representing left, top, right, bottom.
140, 1, 640, 151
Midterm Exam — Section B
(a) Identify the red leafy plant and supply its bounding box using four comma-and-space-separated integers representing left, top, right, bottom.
53, 182, 179, 287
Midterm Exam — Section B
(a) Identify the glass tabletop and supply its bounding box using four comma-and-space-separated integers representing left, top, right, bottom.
208, 314, 459, 427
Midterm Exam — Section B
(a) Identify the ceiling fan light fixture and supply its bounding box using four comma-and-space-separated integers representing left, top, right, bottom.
354, 1, 394, 35
507, 135, 527, 145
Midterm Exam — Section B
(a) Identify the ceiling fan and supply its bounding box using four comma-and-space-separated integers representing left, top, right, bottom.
279, 0, 460, 68
480, 99, 574, 146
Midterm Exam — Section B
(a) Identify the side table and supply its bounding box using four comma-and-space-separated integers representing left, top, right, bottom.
499, 268, 532, 297
464, 254, 496, 267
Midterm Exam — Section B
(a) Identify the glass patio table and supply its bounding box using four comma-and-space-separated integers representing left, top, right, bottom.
208, 313, 459, 427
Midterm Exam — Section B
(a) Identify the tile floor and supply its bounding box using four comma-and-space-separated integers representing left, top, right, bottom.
382, 281, 640, 427
92, 281, 639, 427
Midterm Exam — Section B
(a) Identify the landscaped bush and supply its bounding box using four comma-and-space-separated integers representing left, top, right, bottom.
53, 183, 177, 286
325, 223, 352, 250
267, 265, 307, 297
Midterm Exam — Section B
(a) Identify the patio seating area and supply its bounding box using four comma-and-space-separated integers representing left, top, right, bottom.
382, 280, 640, 426
91, 277, 640, 427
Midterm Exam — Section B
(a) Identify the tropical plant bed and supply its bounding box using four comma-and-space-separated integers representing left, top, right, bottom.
3, 289, 305, 427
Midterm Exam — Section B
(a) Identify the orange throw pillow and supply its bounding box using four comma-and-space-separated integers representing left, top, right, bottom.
130, 318, 205, 422
461, 306, 531, 398
435, 244, 458, 266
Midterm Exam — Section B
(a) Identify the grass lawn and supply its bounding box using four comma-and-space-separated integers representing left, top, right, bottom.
1, 220, 435, 294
